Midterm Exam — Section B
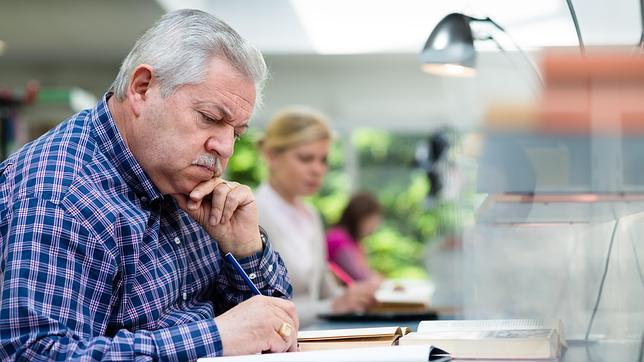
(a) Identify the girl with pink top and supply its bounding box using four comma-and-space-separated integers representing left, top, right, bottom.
326, 192, 383, 282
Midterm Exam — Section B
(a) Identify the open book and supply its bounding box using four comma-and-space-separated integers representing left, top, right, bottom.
369, 279, 434, 314
319, 279, 438, 321
399, 319, 566, 360
297, 326, 410, 351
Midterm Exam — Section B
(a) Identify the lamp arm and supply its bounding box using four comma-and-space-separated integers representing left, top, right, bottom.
564, 0, 585, 53
471, 17, 544, 87
485, 36, 543, 93
639, 0, 644, 49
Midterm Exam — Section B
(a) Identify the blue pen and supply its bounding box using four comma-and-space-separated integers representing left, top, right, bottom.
224, 252, 262, 295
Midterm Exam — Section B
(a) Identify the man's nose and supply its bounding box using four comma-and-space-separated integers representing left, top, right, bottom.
205, 128, 234, 159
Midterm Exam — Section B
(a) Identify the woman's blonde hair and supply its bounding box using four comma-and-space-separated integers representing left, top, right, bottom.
258, 106, 333, 153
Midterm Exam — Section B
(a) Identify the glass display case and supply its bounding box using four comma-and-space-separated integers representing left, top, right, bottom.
460, 49, 644, 360
463, 132, 644, 359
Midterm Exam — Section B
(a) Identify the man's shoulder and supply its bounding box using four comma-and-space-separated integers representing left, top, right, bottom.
1, 109, 102, 203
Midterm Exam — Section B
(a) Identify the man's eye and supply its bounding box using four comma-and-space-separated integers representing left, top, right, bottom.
200, 113, 218, 124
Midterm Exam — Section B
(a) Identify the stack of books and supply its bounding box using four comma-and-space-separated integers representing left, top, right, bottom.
399, 319, 566, 360
201, 318, 565, 361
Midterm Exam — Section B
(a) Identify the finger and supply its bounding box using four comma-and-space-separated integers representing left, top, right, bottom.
219, 184, 256, 224
279, 316, 298, 341
208, 181, 234, 225
266, 330, 290, 353
262, 301, 298, 350
219, 187, 242, 224
287, 336, 299, 352
271, 318, 297, 353
358, 292, 376, 305
251, 296, 296, 329
265, 297, 299, 332
187, 178, 218, 210
268, 304, 297, 336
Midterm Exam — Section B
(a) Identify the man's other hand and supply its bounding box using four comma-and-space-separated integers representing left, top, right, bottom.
215, 295, 299, 355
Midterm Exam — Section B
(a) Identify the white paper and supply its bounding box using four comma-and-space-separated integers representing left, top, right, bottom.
198, 344, 434, 362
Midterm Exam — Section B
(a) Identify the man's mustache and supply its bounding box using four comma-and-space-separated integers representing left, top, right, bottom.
192, 155, 222, 175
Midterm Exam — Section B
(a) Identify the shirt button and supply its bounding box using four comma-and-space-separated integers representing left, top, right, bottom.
268, 264, 274, 272
174, 237, 181, 245
248, 272, 257, 280
141, 196, 148, 203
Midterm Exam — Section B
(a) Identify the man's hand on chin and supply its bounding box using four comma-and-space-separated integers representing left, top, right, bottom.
172, 177, 262, 257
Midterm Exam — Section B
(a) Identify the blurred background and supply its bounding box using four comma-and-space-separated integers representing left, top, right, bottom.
1, 0, 643, 351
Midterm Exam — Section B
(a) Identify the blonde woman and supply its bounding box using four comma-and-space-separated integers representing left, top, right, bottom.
255, 107, 379, 326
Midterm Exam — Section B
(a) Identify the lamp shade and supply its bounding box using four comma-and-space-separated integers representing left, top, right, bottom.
420, 13, 476, 76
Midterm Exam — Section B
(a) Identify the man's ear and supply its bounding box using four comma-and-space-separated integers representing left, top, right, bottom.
126, 64, 154, 117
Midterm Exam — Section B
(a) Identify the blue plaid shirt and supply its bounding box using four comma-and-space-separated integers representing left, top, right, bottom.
0, 94, 293, 361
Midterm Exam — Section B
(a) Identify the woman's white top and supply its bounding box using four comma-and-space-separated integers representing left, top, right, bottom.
255, 182, 341, 326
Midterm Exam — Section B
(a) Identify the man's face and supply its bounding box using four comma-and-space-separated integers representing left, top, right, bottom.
134, 57, 256, 196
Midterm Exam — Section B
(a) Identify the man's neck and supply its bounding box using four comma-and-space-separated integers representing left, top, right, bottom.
107, 95, 133, 148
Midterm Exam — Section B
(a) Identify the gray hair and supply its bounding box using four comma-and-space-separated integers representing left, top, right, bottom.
110, 9, 268, 110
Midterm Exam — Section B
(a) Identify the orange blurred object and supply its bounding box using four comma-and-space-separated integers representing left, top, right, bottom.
538, 48, 644, 135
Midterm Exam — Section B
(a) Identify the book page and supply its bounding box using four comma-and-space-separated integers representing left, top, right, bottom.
298, 327, 402, 341
298, 339, 399, 351
375, 279, 434, 305
403, 329, 555, 340
417, 319, 561, 333
198, 344, 435, 362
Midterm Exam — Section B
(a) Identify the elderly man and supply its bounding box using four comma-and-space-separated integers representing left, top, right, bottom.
0, 9, 298, 360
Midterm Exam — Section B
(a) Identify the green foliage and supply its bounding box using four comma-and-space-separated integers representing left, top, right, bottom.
362, 226, 427, 278
308, 142, 351, 224
226, 129, 265, 188
227, 127, 463, 280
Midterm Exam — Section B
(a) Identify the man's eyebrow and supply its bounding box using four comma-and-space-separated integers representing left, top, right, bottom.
216, 105, 234, 120
197, 102, 233, 120
236, 123, 250, 133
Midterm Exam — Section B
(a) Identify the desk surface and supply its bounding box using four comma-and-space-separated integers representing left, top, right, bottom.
305, 319, 642, 361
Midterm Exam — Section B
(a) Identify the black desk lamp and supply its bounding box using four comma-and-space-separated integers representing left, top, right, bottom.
420, 0, 586, 83
420, 13, 544, 85
419, 13, 477, 77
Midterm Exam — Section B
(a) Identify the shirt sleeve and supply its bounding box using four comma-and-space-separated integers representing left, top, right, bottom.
0, 197, 222, 361
210, 234, 293, 313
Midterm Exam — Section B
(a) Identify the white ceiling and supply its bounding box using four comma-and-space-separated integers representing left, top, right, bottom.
158, 0, 643, 54
0, 0, 641, 133
0, 0, 641, 63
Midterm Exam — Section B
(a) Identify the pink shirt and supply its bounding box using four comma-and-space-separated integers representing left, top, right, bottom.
326, 227, 374, 281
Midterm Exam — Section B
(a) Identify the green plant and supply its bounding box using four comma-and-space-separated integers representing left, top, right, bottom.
226, 129, 265, 188
227, 127, 466, 279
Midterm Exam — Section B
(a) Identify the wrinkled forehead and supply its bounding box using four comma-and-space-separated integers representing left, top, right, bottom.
189, 58, 257, 122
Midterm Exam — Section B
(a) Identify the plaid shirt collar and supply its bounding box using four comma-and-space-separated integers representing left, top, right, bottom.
91, 93, 163, 205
